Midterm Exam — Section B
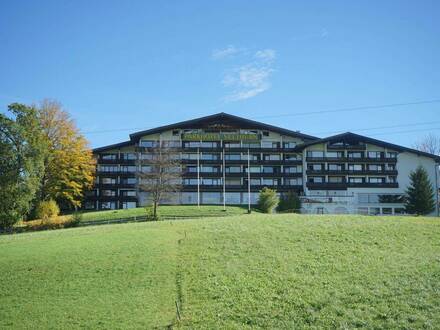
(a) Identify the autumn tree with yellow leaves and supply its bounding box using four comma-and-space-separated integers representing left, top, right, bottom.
37, 100, 95, 210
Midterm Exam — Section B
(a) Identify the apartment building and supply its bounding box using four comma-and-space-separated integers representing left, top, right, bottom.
85, 113, 440, 215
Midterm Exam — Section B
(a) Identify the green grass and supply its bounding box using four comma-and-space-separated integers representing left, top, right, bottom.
1, 214, 440, 328
79, 205, 250, 222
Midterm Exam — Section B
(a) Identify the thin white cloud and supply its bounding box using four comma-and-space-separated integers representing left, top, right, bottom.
211, 45, 241, 60
254, 49, 276, 62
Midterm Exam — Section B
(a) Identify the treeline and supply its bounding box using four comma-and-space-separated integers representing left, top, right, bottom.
0, 100, 95, 229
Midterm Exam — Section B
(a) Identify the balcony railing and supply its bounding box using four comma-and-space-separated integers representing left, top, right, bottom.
306, 157, 397, 163
306, 169, 398, 175
306, 182, 398, 190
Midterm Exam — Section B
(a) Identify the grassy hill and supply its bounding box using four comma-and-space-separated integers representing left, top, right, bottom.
1, 214, 440, 328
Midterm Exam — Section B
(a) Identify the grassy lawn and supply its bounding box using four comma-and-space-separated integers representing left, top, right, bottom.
79, 205, 250, 222
1, 214, 440, 328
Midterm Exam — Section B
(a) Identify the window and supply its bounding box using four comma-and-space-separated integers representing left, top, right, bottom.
285, 178, 303, 185
241, 142, 260, 148
348, 152, 363, 159
101, 177, 116, 184
183, 178, 199, 185
245, 166, 261, 173
225, 154, 241, 160
201, 166, 219, 173
262, 131, 269, 137
308, 164, 323, 171
141, 153, 157, 160
120, 177, 137, 185
263, 166, 279, 173
102, 190, 116, 197
225, 178, 241, 186
162, 141, 181, 148
285, 153, 301, 161
388, 176, 397, 183
225, 192, 241, 204
394, 208, 405, 214
242, 153, 259, 160
326, 151, 344, 158
285, 166, 301, 173
122, 202, 137, 209
201, 141, 218, 148
386, 164, 396, 170
84, 201, 95, 210
263, 154, 281, 161
101, 154, 117, 160
183, 141, 201, 148
181, 153, 198, 160
140, 140, 158, 148
201, 153, 219, 160
226, 166, 241, 173
369, 207, 380, 215
382, 208, 393, 215
368, 164, 383, 171
368, 151, 383, 159
141, 165, 152, 173
172, 130, 179, 136
98, 165, 118, 172
262, 178, 278, 186
328, 164, 344, 171
349, 177, 364, 183
202, 178, 222, 186
202, 192, 221, 204
224, 142, 240, 148
387, 152, 398, 158
121, 190, 136, 197
283, 142, 297, 148
250, 178, 261, 185
308, 176, 324, 183
262, 141, 279, 148
369, 177, 385, 183
307, 151, 324, 158
328, 176, 344, 183
121, 166, 136, 173
357, 207, 368, 215
121, 153, 136, 160
348, 164, 363, 171
101, 201, 116, 210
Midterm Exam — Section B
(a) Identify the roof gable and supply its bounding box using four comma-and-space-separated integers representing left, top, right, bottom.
129, 112, 318, 141
298, 132, 440, 162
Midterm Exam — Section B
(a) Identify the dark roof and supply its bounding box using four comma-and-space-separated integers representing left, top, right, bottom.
297, 132, 440, 162
93, 140, 133, 153
129, 112, 319, 141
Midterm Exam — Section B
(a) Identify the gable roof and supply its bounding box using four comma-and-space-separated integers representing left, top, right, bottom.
93, 140, 133, 153
129, 112, 319, 141
297, 132, 440, 162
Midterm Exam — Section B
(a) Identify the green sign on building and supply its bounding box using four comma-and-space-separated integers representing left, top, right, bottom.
182, 133, 259, 141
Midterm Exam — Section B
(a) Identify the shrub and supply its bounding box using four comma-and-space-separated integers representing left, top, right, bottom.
257, 187, 279, 213
65, 212, 82, 228
278, 191, 302, 213
35, 200, 60, 220
145, 206, 159, 221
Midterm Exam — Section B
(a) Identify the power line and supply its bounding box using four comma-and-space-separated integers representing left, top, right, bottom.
253, 99, 440, 119
311, 120, 440, 136
80, 98, 440, 135
369, 127, 440, 137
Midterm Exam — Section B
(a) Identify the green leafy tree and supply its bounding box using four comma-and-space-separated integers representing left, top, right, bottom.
278, 190, 302, 213
405, 166, 436, 215
257, 187, 279, 213
0, 103, 48, 229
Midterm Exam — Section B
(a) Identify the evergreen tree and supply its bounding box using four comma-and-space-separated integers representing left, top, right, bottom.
405, 166, 436, 215
257, 187, 279, 213
277, 190, 302, 213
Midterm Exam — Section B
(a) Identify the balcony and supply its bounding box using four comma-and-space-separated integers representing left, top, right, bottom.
181, 184, 303, 192
306, 181, 399, 190
306, 157, 397, 163
306, 169, 398, 175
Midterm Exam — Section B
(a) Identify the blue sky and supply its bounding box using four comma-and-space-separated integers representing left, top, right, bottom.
1, 0, 439, 148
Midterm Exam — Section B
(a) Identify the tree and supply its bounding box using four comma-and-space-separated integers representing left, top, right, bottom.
277, 190, 301, 213
137, 145, 182, 220
413, 134, 440, 155
0, 103, 47, 229
257, 187, 279, 213
405, 166, 436, 215
36, 100, 95, 210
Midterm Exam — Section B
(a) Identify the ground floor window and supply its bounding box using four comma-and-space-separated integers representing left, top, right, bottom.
382, 207, 393, 215
100, 201, 116, 210
121, 202, 137, 209
369, 207, 380, 215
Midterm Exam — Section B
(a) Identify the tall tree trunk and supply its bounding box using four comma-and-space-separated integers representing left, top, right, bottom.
153, 201, 157, 220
